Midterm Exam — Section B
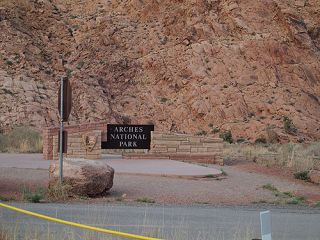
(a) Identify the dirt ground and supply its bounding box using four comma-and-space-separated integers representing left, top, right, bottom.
0, 160, 319, 206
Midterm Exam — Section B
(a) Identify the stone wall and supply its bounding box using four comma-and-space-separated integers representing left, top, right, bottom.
124, 132, 224, 165
151, 132, 223, 155
43, 121, 108, 160
52, 130, 101, 160
44, 123, 224, 165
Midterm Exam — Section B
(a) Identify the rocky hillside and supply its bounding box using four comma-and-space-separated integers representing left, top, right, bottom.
0, 0, 319, 142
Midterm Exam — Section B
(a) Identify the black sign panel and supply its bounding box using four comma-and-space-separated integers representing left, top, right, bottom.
58, 77, 72, 122
102, 124, 154, 149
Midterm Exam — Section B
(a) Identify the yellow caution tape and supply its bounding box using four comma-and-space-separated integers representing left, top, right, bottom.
0, 202, 161, 240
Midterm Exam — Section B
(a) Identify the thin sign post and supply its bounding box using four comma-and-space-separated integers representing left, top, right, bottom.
260, 211, 272, 240
58, 77, 72, 183
59, 78, 64, 183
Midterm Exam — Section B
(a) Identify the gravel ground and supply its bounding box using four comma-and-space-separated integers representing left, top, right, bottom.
0, 162, 319, 205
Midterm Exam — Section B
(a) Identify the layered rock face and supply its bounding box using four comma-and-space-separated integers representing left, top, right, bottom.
0, 0, 319, 142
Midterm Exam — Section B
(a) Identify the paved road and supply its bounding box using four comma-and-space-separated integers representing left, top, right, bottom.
0, 153, 221, 177
0, 203, 319, 240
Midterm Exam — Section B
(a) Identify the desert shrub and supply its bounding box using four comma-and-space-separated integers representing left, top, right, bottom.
0, 127, 42, 153
262, 184, 278, 192
219, 130, 233, 143
283, 116, 297, 134
159, 97, 168, 103
22, 187, 46, 203
255, 136, 267, 144
212, 127, 220, 134
294, 171, 310, 181
286, 196, 306, 205
195, 130, 207, 136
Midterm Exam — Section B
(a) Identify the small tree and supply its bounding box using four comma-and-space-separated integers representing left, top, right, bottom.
219, 130, 233, 143
283, 116, 297, 134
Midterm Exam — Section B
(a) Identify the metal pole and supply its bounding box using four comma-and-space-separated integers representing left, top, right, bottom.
59, 77, 64, 183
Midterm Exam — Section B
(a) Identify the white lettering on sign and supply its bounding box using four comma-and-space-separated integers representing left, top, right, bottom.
119, 141, 138, 147
110, 133, 147, 140
104, 124, 154, 149
113, 127, 144, 133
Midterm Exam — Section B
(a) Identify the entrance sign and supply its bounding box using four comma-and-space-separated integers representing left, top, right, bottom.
102, 124, 154, 149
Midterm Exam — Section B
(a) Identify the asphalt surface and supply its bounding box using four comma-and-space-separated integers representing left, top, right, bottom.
0, 153, 221, 177
0, 203, 320, 240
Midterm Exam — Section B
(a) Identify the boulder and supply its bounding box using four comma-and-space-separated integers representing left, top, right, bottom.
309, 170, 320, 184
49, 158, 114, 197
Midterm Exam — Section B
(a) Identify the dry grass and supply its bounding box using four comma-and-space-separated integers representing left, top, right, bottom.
224, 142, 320, 172
0, 229, 9, 240
47, 182, 72, 202
0, 127, 42, 153
0, 222, 255, 240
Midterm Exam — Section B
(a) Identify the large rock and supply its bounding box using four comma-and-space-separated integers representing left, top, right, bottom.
49, 158, 114, 197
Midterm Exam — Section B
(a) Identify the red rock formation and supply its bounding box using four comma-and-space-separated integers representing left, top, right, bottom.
0, 0, 319, 142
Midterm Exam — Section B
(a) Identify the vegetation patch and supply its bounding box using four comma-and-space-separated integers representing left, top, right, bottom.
251, 200, 268, 204
0, 127, 42, 153
0, 228, 9, 240
254, 136, 267, 144
135, 197, 155, 203
195, 130, 207, 136
220, 168, 228, 176
223, 142, 320, 173
0, 195, 15, 202
262, 184, 278, 192
219, 130, 233, 143
159, 97, 168, 103
286, 196, 306, 205
262, 184, 306, 205
47, 183, 72, 202
283, 116, 297, 134
203, 174, 217, 178
294, 171, 310, 181
22, 187, 46, 203
211, 127, 220, 134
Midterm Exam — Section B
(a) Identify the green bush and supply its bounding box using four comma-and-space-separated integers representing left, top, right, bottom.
219, 130, 233, 143
212, 127, 220, 134
286, 196, 305, 205
22, 187, 46, 203
0, 127, 42, 153
294, 171, 310, 181
262, 184, 278, 192
283, 116, 297, 134
135, 197, 155, 203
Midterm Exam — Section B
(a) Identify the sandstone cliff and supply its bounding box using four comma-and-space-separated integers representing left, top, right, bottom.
0, 0, 319, 142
